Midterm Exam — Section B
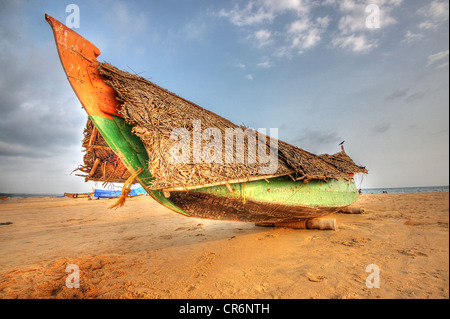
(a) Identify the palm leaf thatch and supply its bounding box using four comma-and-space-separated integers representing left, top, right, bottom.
78, 62, 367, 191
75, 62, 368, 190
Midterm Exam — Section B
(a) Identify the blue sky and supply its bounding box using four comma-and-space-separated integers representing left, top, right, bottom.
0, 0, 448, 193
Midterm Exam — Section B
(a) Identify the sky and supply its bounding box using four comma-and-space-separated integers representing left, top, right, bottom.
0, 0, 448, 194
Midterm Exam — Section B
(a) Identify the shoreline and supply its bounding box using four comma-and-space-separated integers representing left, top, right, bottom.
0, 192, 448, 299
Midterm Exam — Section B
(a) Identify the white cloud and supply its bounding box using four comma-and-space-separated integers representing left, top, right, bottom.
261, 0, 307, 14
402, 30, 424, 43
245, 74, 254, 80
418, 0, 449, 29
279, 16, 327, 55
218, 0, 314, 27
427, 49, 449, 67
291, 27, 322, 51
316, 16, 330, 28
218, 0, 404, 58
330, 0, 402, 53
254, 29, 272, 47
257, 61, 272, 68
288, 18, 309, 34
436, 61, 449, 69
218, 1, 274, 26
332, 34, 377, 53
337, 0, 401, 34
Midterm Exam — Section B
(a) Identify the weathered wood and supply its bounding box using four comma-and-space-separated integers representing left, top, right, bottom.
339, 206, 364, 214
87, 158, 101, 178
255, 218, 336, 230
306, 218, 337, 231
86, 145, 112, 150
170, 191, 339, 223
88, 126, 98, 146
274, 220, 307, 229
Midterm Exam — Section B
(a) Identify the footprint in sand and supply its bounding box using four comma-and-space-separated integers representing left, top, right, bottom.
335, 237, 371, 247
192, 252, 216, 278
305, 273, 327, 282
398, 249, 428, 257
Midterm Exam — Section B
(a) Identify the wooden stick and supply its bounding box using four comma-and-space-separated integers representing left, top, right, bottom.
86, 145, 112, 150
88, 126, 98, 146
87, 158, 101, 178
255, 218, 336, 230
225, 182, 234, 193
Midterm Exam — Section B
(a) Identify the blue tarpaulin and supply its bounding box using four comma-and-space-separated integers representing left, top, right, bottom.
94, 187, 146, 198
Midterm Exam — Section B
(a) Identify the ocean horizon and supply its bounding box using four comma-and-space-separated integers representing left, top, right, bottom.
1, 185, 449, 199
360, 185, 449, 194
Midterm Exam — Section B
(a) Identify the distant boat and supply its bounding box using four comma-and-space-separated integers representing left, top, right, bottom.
94, 187, 146, 199
47, 14, 367, 224
64, 192, 94, 198
0, 196, 8, 201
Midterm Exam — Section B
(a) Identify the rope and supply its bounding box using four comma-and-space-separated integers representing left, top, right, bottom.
110, 168, 144, 209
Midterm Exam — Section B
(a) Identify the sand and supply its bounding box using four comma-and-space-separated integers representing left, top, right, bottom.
0, 192, 448, 299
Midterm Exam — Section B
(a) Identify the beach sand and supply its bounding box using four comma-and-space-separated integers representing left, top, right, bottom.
0, 192, 448, 299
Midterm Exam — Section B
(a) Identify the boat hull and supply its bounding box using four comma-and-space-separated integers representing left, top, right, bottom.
94, 187, 146, 199
171, 177, 357, 222
64, 192, 93, 198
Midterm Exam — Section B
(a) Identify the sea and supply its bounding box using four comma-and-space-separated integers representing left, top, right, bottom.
360, 185, 449, 194
1, 185, 448, 199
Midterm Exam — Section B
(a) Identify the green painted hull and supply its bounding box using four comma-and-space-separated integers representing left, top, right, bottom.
193, 177, 357, 207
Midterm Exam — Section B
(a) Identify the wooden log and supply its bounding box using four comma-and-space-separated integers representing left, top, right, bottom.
274, 220, 307, 229
339, 206, 364, 214
306, 218, 337, 231
255, 219, 335, 230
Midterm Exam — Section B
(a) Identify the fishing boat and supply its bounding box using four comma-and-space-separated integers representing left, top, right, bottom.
94, 187, 146, 199
64, 192, 94, 198
46, 14, 367, 224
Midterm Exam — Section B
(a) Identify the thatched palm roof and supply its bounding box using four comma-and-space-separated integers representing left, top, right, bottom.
76, 62, 367, 190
